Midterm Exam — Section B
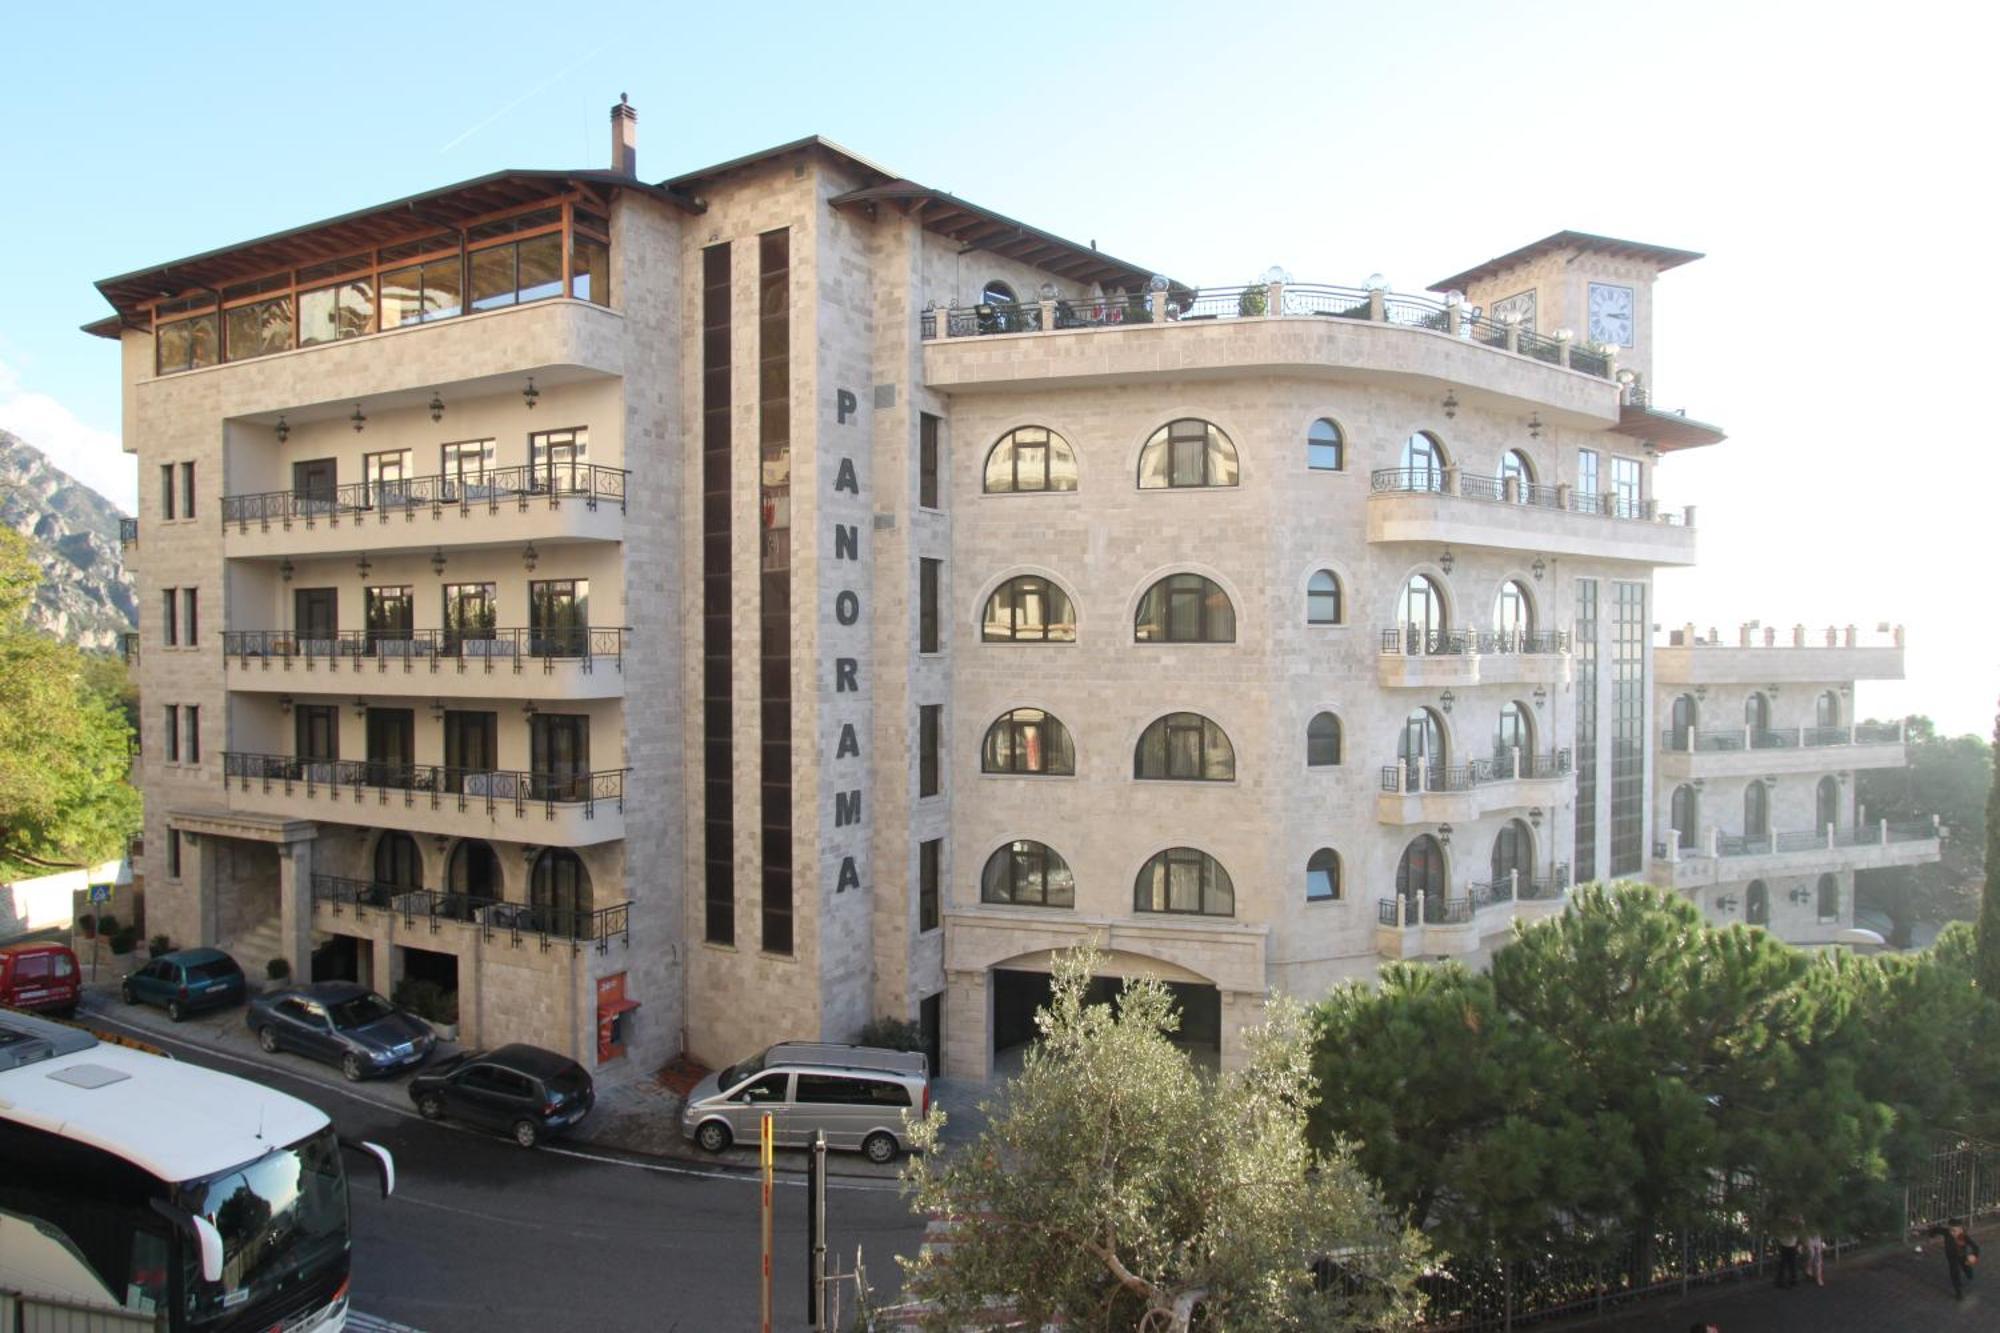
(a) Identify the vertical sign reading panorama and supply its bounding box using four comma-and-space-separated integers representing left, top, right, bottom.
829, 388, 866, 899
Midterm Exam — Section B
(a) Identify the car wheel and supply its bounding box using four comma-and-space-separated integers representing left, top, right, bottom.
512, 1119, 540, 1149
167, 1000, 187, 1023
53, 1004, 77, 1020
695, 1120, 732, 1154
863, 1132, 899, 1165
120, 983, 137, 1005
417, 1093, 444, 1121
342, 1053, 365, 1082
257, 1025, 280, 1054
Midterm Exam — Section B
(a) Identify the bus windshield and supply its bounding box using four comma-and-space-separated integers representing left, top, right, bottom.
176, 1126, 348, 1323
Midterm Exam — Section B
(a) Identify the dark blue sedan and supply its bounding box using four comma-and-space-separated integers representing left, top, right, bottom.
246, 981, 437, 1081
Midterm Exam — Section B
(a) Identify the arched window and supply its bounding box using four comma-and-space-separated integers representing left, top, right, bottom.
1494, 701, 1533, 760
1135, 712, 1235, 781
1816, 690, 1841, 731
1669, 694, 1698, 749
1401, 574, 1447, 643
530, 848, 592, 937
1135, 574, 1235, 643
982, 279, 1018, 306
1744, 782, 1770, 838
1134, 847, 1235, 917
983, 575, 1076, 642
1307, 570, 1343, 625
1817, 873, 1840, 919
981, 708, 1076, 775
1672, 784, 1699, 850
374, 831, 421, 890
1398, 708, 1446, 785
1490, 820, 1533, 888
1399, 432, 1448, 491
981, 840, 1074, 907
1745, 691, 1771, 735
1307, 712, 1343, 767
1396, 835, 1446, 906
984, 426, 1078, 494
1306, 848, 1342, 902
1746, 880, 1770, 926
1816, 775, 1841, 832
1307, 418, 1343, 472
1499, 449, 1535, 501
1137, 419, 1239, 489
1494, 580, 1534, 642
446, 838, 500, 901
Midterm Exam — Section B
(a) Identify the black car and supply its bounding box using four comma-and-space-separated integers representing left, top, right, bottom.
245, 981, 436, 1081
408, 1043, 595, 1147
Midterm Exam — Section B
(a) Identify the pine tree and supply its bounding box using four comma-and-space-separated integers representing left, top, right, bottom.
1977, 703, 2000, 996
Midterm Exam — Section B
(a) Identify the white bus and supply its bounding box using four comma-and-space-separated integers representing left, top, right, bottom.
0, 1009, 393, 1332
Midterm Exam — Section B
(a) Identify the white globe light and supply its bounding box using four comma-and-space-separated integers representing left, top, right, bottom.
1147, 273, 1170, 292
1263, 265, 1286, 284
1364, 273, 1389, 293
1038, 281, 1057, 300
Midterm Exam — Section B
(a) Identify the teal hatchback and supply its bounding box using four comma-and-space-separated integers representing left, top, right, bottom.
121, 947, 247, 1021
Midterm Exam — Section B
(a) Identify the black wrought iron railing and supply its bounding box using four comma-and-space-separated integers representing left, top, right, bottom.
1379, 750, 1572, 793
1714, 822, 1939, 857
223, 626, 628, 672
119, 517, 139, 545
219, 463, 628, 530
1370, 466, 1683, 525
223, 752, 627, 815
1370, 466, 1451, 495
1478, 629, 1570, 655
310, 872, 631, 953
1280, 284, 1375, 318
1379, 627, 1477, 656
1661, 723, 1905, 753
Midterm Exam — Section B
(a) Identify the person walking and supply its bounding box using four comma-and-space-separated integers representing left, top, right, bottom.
1925, 1219, 1982, 1299
1775, 1222, 1801, 1288
1805, 1231, 1827, 1287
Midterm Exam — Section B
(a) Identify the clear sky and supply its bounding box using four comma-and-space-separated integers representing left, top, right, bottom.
1, 2, 1991, 734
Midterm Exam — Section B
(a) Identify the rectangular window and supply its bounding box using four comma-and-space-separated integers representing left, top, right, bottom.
363, 449, 414, 507
919, 704, 942, 798
1574, 577, 1598, 881
529, 579, 589, 656
365, 586, 413, 650
167, 828, 182, 879
163, 705, 179, 764
298, 278, 375, 345
155, 312, 219, 374
530, 428, 588, 493
182, 588, 198, 647
759, 228, 794, 957
183, 705, 200, 764
919, 558, 941, 654
160, 464, 176, 520
295, 587, 339, 642
919, 413, 941, 510
702, 242, 735, 948
470, 233, 564, 311
442, 583, 498, 654
380, 255, 463, 327
919, 838, 941, 932
162, 588, 178, 647
296, 705, 340, 765
179, 462, 195, 520
571, 235, 611, 306
1578, 449, 1600, 499
223, 294, 294, 362
1611, 456, 1643, 519
440, 439, 495, 499
1610, 580, 1646, 876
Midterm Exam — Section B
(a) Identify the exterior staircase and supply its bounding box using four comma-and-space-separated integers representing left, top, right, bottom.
221, 917, 288, 986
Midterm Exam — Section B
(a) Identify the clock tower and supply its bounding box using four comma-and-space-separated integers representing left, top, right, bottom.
1427, 230, 1702, 392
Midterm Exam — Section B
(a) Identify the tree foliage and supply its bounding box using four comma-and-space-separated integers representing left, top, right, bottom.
901, 946, 1427, 1332
1855, 714, 1991, 946
1981, 705, 2000, 997
0, 527, 141, 877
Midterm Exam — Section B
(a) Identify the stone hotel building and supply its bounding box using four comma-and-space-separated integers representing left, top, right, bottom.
92, 103, 1941, 1084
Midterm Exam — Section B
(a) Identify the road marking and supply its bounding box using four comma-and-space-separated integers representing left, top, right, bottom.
79, 1005, 903, 1193
345, 1312, 426, 1333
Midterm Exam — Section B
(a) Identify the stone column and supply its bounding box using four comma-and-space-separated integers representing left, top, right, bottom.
944, 968, 992, 1081
277, 834, 316, 982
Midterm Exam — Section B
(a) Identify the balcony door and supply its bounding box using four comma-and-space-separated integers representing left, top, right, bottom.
531, 714, 590, 801
442, 583, 497, 656
531, 429, 586, 494
296, 704, 339, 781
365, 708, 415, 788
294, 587, 338, 646
363, 448, 413, 508
1669, 694, 1697, 749
441, 439, 494, 501
530, 579, 589, 657
293, 458, 337, 512
366, 585, 413, 654
443, 710, 498, 794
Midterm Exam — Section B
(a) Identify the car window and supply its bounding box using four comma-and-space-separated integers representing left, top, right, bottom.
457, 1064, 502, 1092
17, 955, 50, 982
276, 999, 314, 1022
492, 1069, 536, 1099
795, 1075, 869, 1106
730, 1073, 789, 1104
330, 994, 395, 1029
52, 954, 74, 978
863, 1079, 912, 1107
189, 959, 240, 982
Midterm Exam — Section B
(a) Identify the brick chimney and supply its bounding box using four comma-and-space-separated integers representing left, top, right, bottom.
611, 94, 637, 176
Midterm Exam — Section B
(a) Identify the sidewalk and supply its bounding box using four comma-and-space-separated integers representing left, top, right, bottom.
73, 981, 992, 1183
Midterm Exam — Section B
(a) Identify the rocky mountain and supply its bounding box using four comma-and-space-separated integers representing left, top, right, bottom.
0, 429, 136, 651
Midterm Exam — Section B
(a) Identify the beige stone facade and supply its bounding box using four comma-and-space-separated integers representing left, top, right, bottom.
97, 121, 1936, 1088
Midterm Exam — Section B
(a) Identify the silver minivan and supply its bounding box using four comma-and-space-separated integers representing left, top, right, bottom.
681, 1041, 930, 1163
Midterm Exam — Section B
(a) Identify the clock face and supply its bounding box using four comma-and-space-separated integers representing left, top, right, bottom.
1588, 282, 1635, 347
1491, 289, 1537, 333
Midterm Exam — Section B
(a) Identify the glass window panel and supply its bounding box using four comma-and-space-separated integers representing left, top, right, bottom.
380, 265, 424, 328
518, 234, 564, 303
1167, 720, 1201, 778
470, 245, 518, 311
1046, 441, 1078, 490
1137, 439, 1171, 488
224, 296, 293, 361
1206, 434, 1239, 485
419, 256, 461, 321
572, 236, 611, 305
1308, 419, 1342, 471
1170, 436, 1205, 487
1167, 857, 1201, 912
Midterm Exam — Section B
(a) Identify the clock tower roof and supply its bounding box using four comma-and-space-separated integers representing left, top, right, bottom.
1427, 230, 1703, 294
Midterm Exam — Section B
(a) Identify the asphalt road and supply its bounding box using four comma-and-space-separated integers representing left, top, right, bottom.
94, 1020, 928, 1332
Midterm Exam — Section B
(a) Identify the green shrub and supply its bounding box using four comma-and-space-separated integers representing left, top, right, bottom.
77, 913, 96, 938
393, 978, 459, 1026
1237, 285, 1268, 316
266, 957, 291, 982
108, 926, 140, 955
95, 913, 119, 937
149, 934, 173, 957
857, 1015, 924, 1053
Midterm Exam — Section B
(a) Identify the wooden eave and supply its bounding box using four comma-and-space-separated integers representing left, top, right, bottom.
1610, 404, 1727, 452
91, 169, 697, 324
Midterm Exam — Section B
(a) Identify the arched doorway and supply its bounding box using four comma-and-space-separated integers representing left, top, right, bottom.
1400, 431, 1448, 491
372, 832, 421, 906
1494, 580, 1534, 645
531, 848, 592, 938
446, 839, 501, 916
1400, 574, 1448, 653
1817, 873, 1840, 920
1494, 701, 1533, 766
1672, 784, 1699, 851
1746, 880, 1770, 926
1490, 820, 1533, 895
1744, 783, 1770, 839
1500, 449, 1535, 502
1397, 834, 1447, 913
1398, 708, 1446, 789
1746, 691, 1771, 737
1816, 690, 1841, 731
1669, 694, 1698, 749
989, 950, 1221, 1072
1816, 776, 1841, 833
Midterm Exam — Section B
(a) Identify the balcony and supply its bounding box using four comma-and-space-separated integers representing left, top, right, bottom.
119, 517, 138, 547
1655, 623, 1906, 685
1650, 819, 1942, 888
1373, 866, 1570, 958
220, 752, 626, 846
1368, 467, 1696, 567
1657, 721, 1908, 781
310, 873, 631, 956
222, 628, 629, 701
120, 632, 139, 666
1376, 750, 1571, 824
219, 464, 626, 561
1377, 628, 1572, 689
921, 284, 1626, 421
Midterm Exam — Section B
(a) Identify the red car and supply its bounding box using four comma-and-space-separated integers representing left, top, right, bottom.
0, 942, 82, 1017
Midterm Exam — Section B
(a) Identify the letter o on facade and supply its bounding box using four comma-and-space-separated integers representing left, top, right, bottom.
835, 589, 860, 626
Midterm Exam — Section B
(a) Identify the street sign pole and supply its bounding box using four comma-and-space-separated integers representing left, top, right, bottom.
808, 1130, 827, 1326
760, 1111, 774, 1333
